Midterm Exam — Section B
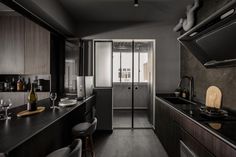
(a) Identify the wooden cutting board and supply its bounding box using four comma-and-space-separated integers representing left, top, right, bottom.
17, 106, 45, 117
205, 86, 222, 109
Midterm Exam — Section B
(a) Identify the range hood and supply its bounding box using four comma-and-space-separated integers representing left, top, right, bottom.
178, 0, 236, 68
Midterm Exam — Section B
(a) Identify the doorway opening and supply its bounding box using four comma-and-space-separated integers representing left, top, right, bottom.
112, 39, 155, 129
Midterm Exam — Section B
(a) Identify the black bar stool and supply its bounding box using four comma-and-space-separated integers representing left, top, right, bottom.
72, 118, 97, 157
46, 139, 82, 157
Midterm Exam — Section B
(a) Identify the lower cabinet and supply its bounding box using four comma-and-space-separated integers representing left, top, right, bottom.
155, 98, 179, 157
180, 127, 214, 157
155, 97, 231, 157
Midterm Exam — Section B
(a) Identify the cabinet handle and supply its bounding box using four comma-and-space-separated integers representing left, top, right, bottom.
135, 86, 138, 90
128, 87, 131, 90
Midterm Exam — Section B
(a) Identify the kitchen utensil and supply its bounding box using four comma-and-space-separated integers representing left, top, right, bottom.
205, 86, 222, 109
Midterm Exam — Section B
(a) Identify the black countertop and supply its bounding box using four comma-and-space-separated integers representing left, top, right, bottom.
156, 93, 236, 149
0, 95, 95, 154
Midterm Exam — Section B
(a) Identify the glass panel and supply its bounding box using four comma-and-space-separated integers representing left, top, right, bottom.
112, 41, 132, 128
113, 52, 120, 82
121, 53, 132, 82
95, 42, 112, 87
64, 42, 79, 94
134, 52, 139, 82
134, 41, 152, 128
140, 53, 148, 82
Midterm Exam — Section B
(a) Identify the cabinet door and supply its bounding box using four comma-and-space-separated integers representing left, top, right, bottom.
24, 19, 50, 74
180, 128, 215, 157
155, 98, 181, 157
0, 16, 24, 74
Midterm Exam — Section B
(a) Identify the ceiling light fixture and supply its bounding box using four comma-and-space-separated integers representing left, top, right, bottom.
134, 0, 139, 7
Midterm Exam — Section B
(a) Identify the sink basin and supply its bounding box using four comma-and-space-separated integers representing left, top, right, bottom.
163, 97, 195, 105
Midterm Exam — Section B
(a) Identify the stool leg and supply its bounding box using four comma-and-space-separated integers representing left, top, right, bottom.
82, 136, 87, 157
89, 135, 95, 157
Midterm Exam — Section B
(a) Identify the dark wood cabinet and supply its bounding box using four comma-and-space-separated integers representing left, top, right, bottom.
0, 16, 25, 74
180, 127, 214, 157
0, 16, 50, 75
24, 18, 50, 74
155, 98, 179, 157
155, 97, 236, 157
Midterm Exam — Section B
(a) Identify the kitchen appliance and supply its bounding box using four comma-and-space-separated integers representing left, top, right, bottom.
77, 76, 85, 100
37, 79, 50, 91
178, 0, 236, 68
200, 106, 228, 119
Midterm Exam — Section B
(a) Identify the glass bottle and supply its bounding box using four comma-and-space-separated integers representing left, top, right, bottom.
27, 83, 38, 111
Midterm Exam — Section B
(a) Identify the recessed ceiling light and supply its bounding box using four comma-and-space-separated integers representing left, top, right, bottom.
134, 0, 139, 7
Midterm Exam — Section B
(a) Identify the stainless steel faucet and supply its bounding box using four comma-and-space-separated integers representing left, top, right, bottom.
178, 76, 194, 101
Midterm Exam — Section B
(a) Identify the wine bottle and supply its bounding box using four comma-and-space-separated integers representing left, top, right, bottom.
17, 76, 23, 91
27, 78, 31, 91
22, 78, 26, 91
33, 76, 38, 91
27, 83, 38, 111
10, 78, 16, 91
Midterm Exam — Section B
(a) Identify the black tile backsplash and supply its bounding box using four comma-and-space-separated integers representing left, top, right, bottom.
181, 0, 236, 111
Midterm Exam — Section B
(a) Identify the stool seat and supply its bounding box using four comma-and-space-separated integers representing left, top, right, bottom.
72, 118, 97, 157
46, 139, 82, 157
72, 122, 91, 137
47, 147, 70, 157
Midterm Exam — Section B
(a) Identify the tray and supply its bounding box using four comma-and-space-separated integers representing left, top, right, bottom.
17, 106, 45, 117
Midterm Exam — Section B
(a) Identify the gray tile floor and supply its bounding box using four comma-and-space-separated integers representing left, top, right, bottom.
94, 129, 168, 157
113, 109, 152, 128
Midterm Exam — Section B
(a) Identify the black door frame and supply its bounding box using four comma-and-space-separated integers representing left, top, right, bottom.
112, 40, 153, 129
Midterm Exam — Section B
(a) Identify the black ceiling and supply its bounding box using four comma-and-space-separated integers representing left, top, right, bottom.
59, 0, 192, 23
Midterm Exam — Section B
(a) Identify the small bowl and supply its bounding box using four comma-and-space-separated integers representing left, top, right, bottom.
174, 91, 180, 97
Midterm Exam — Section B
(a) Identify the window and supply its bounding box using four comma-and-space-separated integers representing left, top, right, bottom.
113, 52, 149, 83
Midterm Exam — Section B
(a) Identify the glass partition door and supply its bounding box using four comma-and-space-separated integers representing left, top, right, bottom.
133, 40, 153, 128
112, 40, 133, 128
112, 40, 154, 128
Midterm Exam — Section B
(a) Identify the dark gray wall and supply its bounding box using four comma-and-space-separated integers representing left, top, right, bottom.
77, 22, 181, 93
181, 0, 236, 110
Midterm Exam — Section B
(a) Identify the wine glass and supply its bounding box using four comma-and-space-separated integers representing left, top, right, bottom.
1, 99, 12, 120
50, 92, 59, 109
0, 99, 4, 119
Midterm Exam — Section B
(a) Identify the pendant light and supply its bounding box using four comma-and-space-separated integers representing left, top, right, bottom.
134, 0, 139, 7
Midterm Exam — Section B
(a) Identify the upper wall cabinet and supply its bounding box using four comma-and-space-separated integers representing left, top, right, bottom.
0, 16, 25, 74
24, 19, 50, 74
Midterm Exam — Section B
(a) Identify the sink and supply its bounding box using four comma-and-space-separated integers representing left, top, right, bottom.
163, 97, 196, 105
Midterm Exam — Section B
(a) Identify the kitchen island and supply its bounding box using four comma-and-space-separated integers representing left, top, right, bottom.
0, 95, 95, 157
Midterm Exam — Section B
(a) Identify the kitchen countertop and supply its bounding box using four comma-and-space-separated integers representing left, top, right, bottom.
156, 93, 236, 149
0, 95, 95, 155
